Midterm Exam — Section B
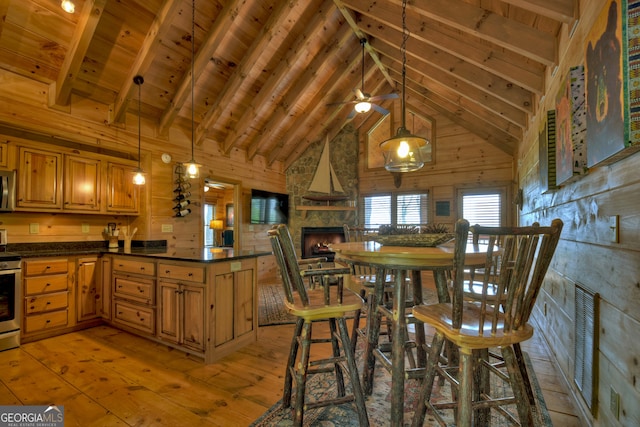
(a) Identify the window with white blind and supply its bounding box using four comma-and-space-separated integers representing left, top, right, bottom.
363, 192, 429, 228
460, 192, 503, 227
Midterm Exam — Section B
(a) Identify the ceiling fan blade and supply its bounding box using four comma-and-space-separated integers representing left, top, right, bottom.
372, 104, 390, 115
369, 93, 398, 102
346, 109, 356, 120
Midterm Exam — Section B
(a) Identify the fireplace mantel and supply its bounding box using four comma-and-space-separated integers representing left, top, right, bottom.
296, 205, 356, 219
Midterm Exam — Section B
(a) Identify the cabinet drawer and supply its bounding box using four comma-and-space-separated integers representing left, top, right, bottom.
24, 275, 68, 295
23, 259, 68, 276
158, 263, 205, 283
113, 301, 154, 334
24, 310, 68, 334
25, 292, 68, 314
112, 258, 155, 276
113, 276, 154, 304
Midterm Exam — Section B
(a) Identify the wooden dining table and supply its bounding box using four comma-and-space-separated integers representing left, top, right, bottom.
331, 240, 492, 427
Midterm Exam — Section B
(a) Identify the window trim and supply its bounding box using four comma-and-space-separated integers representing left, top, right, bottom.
456, 186, 510, 227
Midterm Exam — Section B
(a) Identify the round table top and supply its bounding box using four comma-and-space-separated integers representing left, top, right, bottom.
331, 241, 489, 269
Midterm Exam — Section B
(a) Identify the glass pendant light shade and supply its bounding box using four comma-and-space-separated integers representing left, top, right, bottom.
184, 159, 201, 178
381, 0, 428, 173
380, 127, 427, 172
355, 101, 372, 113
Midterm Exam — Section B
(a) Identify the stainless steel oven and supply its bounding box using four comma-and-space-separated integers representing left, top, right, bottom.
0, 254, 21, 351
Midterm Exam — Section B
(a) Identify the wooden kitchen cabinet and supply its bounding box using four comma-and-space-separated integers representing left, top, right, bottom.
98, 255, 112, 320
106, 162, 139, 214
157, 262, 206, 353
77, 256, 99, 322
17, 146, 62, 210
111, 256, 156, 335
207, 258, 257, 363
22, 258, 71, 339
64, 155, 100, 211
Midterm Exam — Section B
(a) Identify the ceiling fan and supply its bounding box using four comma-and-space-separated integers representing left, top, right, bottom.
328, 38, 398, 119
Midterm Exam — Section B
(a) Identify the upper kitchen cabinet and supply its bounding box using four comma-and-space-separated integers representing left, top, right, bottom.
17, 146, 62, 210
11, 140, 139, 215
64, 155, 101, 212
106, 162, 138, 214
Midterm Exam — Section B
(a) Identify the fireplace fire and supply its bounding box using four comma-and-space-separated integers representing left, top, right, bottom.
300, 227, 346, 262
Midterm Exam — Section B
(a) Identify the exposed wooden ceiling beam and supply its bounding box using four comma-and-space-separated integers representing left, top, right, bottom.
500, 0, 578, 24
157, 0, 246, 136
49, 0, 107, 107
109, 0, 183, 124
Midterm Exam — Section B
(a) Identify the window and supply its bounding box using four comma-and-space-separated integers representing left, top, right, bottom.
460, 191, 503, 227
363, 192, 429, 228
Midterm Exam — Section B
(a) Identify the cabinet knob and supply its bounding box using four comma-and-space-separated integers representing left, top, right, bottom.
166, 270, 171, 274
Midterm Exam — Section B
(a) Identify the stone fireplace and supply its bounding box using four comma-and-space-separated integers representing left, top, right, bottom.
300, 227, 346, 262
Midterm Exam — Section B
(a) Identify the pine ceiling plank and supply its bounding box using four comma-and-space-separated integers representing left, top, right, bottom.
343, 0, 556, 66
356, 13, 544, 95
221, 0, 337, 154
411, 0, 557, 65
109, 0, 183, 124
500, 0, 578, 24
378, 54, 527, 130
405, 90, 517, 156
266, 47, 365, 165
368, 26, 534, 117
245, 24, 354, 160
50, 0, 108, 107
157, 0, 246, 136
194, 1, 303, 146
333, 0, 394, 88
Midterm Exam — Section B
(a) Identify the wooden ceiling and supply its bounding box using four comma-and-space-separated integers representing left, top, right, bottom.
0, 0, 577, 168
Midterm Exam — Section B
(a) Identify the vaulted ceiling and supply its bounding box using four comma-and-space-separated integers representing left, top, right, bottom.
0, 0, 577, 168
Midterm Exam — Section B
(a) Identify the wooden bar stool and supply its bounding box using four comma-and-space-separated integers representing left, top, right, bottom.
269, 225, 369, 427
411, 218, 563, 427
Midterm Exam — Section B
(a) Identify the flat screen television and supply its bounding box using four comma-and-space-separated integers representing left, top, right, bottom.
250, 189, 289, 224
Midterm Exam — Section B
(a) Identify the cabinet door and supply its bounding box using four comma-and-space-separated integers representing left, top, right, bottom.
158, 281, 179, 343
17, 147, 62, 209
106, 162, 138, 213
214, 272, 234, 347
77, 257, 99, 322
64, 155, 100, 211
182, 284, 204, 351
99, 256, 111, 320
234, 269, 254, 338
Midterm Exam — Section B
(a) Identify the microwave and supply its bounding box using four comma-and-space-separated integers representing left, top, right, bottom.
0, 170, 16, 212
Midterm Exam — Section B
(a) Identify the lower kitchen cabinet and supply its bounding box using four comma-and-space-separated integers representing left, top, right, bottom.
157, 280, 205, 352
111, 256, 156, 336
22, 257, 72, 340
77, 256, 99, 322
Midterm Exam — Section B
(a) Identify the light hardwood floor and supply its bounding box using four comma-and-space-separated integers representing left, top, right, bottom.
0, 319, 583, 426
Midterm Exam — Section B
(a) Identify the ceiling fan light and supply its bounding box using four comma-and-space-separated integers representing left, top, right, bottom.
379, 127, 428, 173
355, 101, 372, 113
61, 0, 75, 13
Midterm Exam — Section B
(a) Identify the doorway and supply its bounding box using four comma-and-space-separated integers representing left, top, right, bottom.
203, 177, 240, 249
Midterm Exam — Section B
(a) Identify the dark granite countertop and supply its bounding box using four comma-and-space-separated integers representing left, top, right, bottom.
5, 241, 271, 263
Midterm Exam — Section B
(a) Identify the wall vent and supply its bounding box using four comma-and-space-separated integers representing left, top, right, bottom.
574, 283, 599, 416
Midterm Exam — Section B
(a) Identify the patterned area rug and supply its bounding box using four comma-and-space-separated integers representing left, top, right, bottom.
250, 347, 552, 426
258, 283, 296, 326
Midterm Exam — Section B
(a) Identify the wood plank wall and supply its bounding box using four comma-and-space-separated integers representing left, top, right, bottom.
518, 1, 640, 425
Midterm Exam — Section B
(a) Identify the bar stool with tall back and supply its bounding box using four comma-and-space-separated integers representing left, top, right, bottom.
411, 218, 563, 427
268, 225, 369, 426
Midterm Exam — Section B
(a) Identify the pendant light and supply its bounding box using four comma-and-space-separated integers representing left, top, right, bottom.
354, 39, 372, 114
183, 0, 201, 179
132, 75, 146, 186
379, 0, 429, 173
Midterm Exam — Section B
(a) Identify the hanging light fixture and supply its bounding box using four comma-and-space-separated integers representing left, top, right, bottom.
354, 39, 372, 114
183, 0, 201, 179
379, 0, 429, 173
132, 75, 146, 186
60, 0, 75, 13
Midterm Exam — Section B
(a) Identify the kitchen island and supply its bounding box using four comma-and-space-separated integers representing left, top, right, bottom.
15, 243, 270, 364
